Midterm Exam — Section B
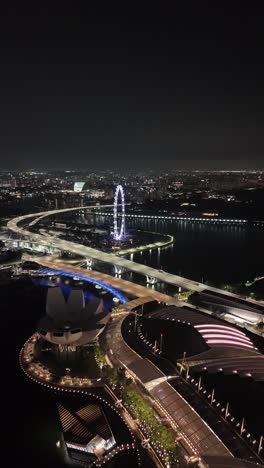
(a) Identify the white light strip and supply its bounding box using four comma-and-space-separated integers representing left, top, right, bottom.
195, 324, 247, 337
206, 339, 254, 349
202, 332, 251, 343
199, 327, 250, 337
202, 332, 252, 344
66, 443, 88, 453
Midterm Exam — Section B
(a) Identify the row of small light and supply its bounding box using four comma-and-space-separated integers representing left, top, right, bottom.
130, 319, 202, 458
137, 318, 263, 460
182, 369, 263, 457
124, 318, 200, 461
94, 210, 248, 224
122, 396, 180, 466
145, 313, 258, 353
19, 338, 142, 467
103, 316, 186, 466
94, 443, 136, 467
22, 334, 104, 388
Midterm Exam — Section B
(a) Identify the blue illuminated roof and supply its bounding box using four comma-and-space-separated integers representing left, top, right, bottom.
37, 267, 128, 303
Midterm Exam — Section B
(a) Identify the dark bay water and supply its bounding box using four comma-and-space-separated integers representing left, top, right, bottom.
95, 215, 264, 286
3, 278, 66, 467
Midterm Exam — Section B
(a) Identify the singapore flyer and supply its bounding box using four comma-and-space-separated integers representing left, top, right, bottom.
113, 184, 126, 240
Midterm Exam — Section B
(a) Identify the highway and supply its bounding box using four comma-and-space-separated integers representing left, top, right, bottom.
27, 257, 178, 304
6, 205, 264, 322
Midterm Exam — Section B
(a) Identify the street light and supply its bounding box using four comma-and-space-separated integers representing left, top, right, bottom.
160, 333, 163, 352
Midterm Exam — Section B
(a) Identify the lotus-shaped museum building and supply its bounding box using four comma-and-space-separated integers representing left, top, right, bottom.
38, 287, 111, 346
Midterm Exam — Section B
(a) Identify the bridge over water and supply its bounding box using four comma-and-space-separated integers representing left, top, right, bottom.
7, 204, 264, 327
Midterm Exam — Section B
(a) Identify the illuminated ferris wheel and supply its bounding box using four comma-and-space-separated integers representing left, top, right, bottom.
113, 185, 126, 240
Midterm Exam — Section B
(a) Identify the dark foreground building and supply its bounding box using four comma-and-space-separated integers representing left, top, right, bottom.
58, 401, 116, 464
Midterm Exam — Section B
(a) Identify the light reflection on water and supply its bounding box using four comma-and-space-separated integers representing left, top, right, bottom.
92, 214, 263, 286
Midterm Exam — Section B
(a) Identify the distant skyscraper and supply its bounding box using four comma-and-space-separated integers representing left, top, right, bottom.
10, 178, 16, 189
74, 181, 85, 192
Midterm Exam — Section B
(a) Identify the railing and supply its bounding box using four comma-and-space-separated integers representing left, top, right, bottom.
136, 324, 263, 462
178, 364, 263, 459
94, 210, 264, 227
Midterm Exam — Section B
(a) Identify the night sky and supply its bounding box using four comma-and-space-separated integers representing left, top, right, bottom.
0, 4, 263, 171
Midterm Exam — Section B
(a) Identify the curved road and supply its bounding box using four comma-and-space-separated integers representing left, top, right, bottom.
7, 204, 264, 318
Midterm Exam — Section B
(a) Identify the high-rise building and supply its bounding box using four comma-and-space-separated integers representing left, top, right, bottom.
10, 178, 17, 189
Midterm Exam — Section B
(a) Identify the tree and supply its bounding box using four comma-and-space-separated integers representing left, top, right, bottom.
102, 365, 118, 386
116, 367, 132, 392
94, 346, 105, 368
